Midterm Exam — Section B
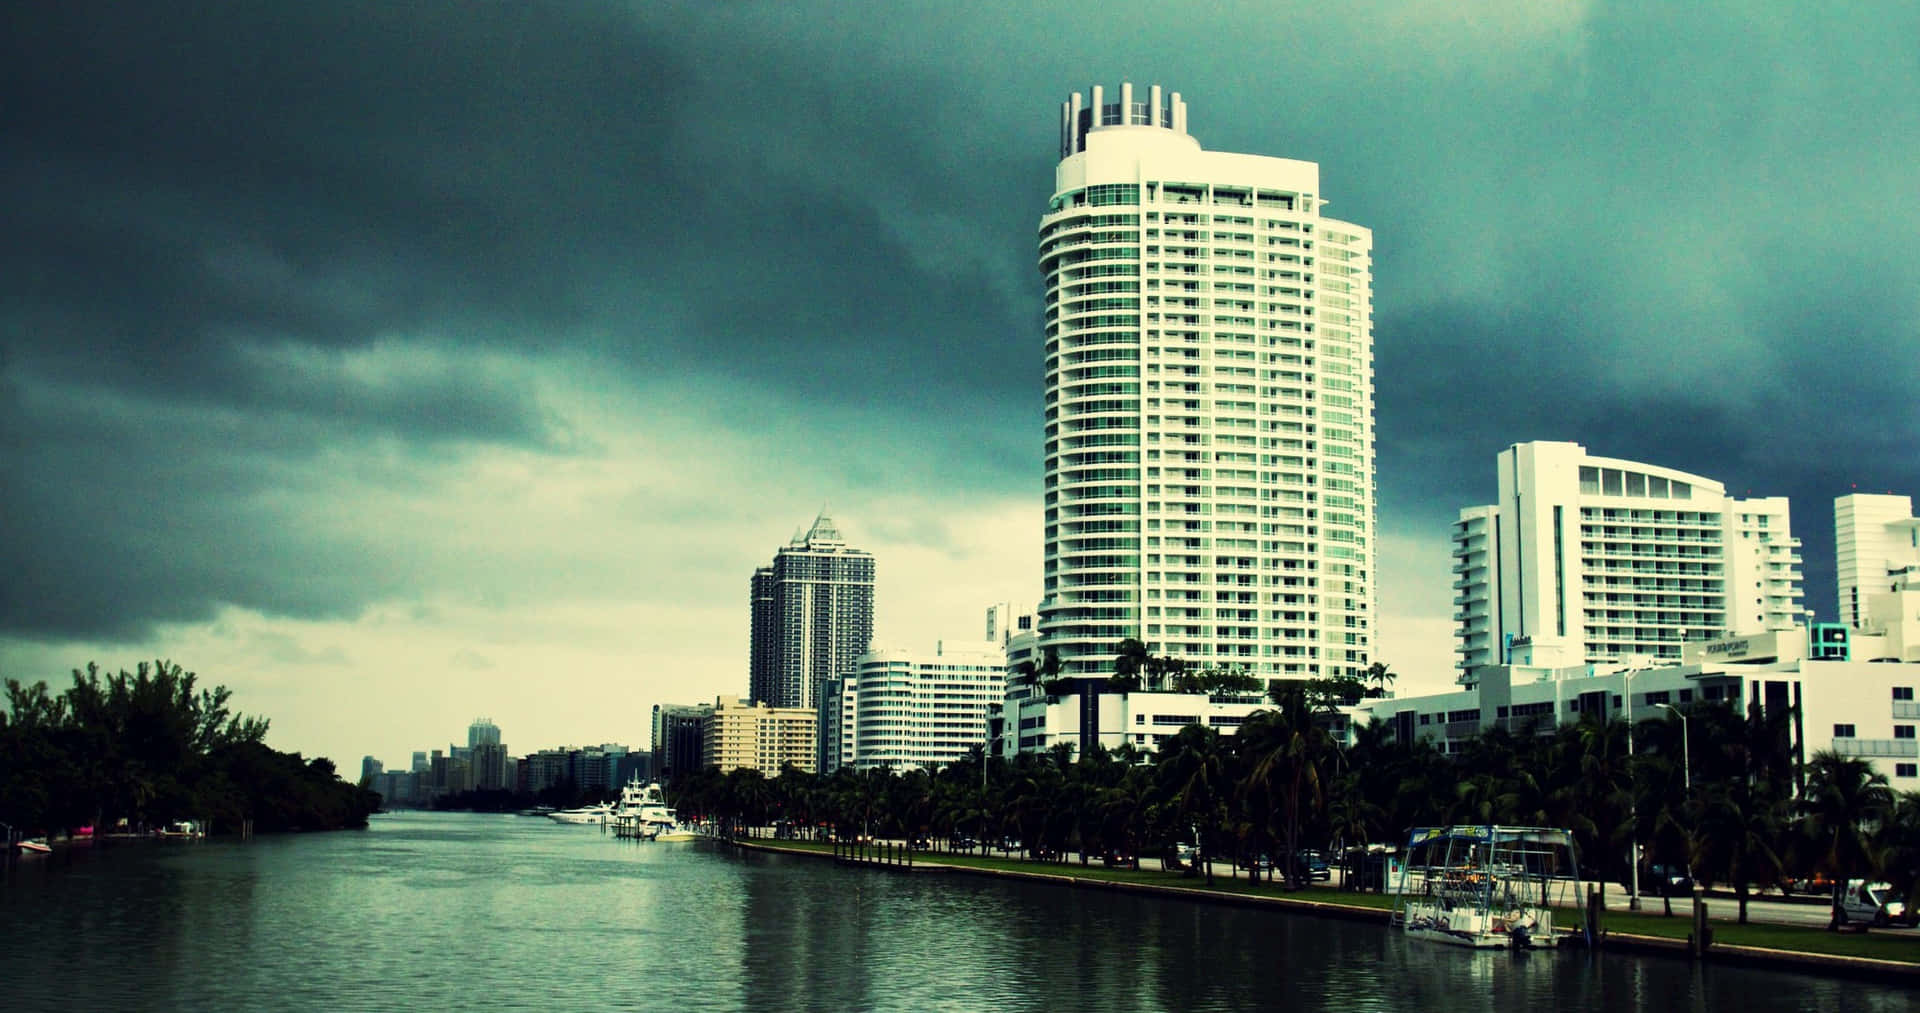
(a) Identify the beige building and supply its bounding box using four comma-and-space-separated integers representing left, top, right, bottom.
704, 695, 817, 774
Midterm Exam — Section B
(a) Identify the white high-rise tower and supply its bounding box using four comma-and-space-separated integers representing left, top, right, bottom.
1038, 83, 1375, 682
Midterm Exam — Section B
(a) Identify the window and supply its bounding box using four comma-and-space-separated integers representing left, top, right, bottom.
1834, 724, 1856, 738
1897, 764, 1917, 778
1895, 687, 1915, 701
1896, 726, 1916, 740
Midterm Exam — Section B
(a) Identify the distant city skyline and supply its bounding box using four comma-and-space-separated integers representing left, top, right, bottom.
4, 3, 1916, 767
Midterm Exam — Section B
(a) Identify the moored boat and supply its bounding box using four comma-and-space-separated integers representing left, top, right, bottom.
611, 777, 695, 841
16, 837, 53, 855
546, 802, 615, 825
1391, 825, 1583, 950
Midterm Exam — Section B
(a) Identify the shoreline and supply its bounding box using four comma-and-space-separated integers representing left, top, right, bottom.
729, 838, 1920, 985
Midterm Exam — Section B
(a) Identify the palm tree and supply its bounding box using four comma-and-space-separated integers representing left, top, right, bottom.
1324, 771, 1383, 890
1877, 791, 1920, 917
1572, 716, 1635, 902
1696, 773, 1787, 924
1112, 638, 1150, 693
1363, 661, 1397, 699
1800, 749, 1894, 929
1156, 724, 1228, 884
1236, 700, 1329, 889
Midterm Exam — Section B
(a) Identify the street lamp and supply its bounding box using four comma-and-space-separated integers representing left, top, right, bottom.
1625, 668, 1641, 911
1655, 702, 1696, 894
1654, 703, 1691, 796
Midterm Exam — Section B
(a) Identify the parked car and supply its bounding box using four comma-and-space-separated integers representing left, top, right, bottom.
1293, 850, 1331, 881
948, 834, 977, 850
1175, 843, 1199, 863
1238, 853, 1273, 872
1647, 864, 1695, 897
1785, 873, 1834, 896
1103, 850, 1135, 868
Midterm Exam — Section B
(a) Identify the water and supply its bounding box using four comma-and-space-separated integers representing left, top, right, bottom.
3, 812, 1914, 1012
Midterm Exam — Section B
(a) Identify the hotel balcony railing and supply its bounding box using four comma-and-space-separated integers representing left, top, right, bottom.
1832, 737, 1919, 759
1894, 701, 1920, 719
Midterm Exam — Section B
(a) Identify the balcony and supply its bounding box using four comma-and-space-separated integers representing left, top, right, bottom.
1832, 737, 1919, 759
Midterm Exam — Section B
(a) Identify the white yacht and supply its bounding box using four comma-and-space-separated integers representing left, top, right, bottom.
546, 801, 615, 825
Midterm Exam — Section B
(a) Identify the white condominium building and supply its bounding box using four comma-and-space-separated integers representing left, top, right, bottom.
1835, 493, 1920, 629
827, 641, 1005, 773
1452, 441, 1803, 673
1835, 493, 1920, 663
1038, 82, 1376, 684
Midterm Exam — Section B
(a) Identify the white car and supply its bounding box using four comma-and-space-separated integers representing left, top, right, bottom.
1835, 879, 1914, 929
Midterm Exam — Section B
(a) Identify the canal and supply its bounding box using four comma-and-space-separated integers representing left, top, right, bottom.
4, 812, 1913, 1011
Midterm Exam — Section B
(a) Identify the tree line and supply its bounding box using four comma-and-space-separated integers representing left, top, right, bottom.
674, 663, 1919, 927
2, 661, 380, 838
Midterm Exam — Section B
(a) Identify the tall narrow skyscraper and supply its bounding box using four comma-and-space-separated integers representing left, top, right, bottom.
1039, 83, 1376, 682
746, 511, 876, 709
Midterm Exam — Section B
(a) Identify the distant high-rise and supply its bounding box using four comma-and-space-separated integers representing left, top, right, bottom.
651, 703, 713, 783
468, 717, 501, 748
1039, 83, 1376, 682
1452, 441, 1803, 672
746, 511, 876, 710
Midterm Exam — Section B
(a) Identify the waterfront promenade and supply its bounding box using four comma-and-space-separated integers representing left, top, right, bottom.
732, 835, 1920, 983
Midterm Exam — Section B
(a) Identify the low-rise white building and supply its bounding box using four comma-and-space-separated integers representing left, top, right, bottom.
1004, 679, 1275, 759
1363, 630, 1919, 788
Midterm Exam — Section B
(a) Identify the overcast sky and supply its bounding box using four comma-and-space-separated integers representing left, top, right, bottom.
5, 1, 1915, 768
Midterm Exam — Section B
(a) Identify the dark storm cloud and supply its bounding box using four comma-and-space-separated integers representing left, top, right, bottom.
1, 1, 1046, 640
5, 0, 1917, 644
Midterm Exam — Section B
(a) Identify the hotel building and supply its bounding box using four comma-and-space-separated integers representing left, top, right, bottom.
1038, 83, 1376, 685
1452, 441, 1803, 673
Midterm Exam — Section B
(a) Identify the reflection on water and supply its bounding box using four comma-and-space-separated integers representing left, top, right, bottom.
3, 812, 1914, 1012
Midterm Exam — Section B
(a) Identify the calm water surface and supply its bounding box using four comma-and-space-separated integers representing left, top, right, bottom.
3, 811, 1914, 1012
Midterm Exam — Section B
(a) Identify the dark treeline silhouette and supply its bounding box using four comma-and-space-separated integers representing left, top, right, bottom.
1, 660, 379, 837
675, 670, 1920, 928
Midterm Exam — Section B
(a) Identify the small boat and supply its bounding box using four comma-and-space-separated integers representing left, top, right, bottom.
1391, 825, 1583, 950
158, 820, 205, 839
546, 802, 615, 825
16, 838, 52, 855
